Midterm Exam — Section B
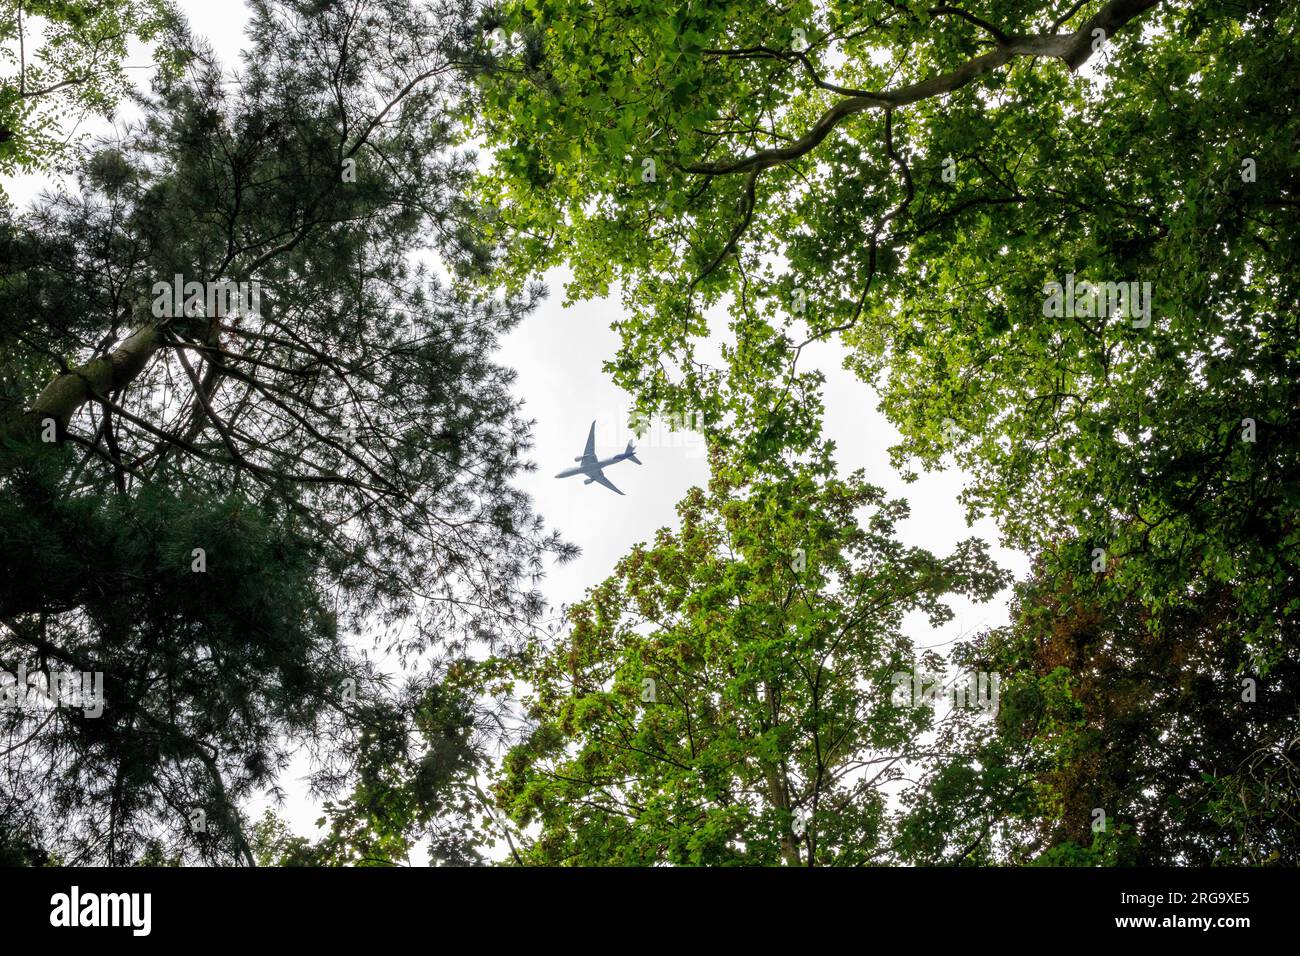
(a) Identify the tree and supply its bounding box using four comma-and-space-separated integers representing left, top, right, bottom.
898, 552, 1300, 866
0, 0, 571, 865
471, 0, 1298, 638
495, 451, 1006, 864
254, 666, 521, 867
470, 0, 1300, 859
0, 0, 182, 181
470, 0, 1168, 437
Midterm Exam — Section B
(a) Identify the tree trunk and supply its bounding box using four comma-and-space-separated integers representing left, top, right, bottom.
2, 321, 161, 441
762, 681, 801, 866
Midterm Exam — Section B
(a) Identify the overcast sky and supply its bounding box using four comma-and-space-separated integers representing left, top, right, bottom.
3, 0, 1029, 856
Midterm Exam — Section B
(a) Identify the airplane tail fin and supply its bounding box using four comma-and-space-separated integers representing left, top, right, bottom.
624, 440, 642, 465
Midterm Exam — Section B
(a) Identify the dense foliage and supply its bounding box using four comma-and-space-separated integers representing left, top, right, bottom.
497, 455, 1005, 864
470, 0, 1300, 865
0, 0, 570, 864
2, 0, 1295, 866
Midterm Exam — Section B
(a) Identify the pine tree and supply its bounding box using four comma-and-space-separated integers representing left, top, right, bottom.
0, 0, 572, 865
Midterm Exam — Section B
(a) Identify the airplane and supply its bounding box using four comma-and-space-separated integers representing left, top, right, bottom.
555, 421, 641, 495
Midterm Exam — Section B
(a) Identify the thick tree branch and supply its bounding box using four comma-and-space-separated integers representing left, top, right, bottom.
685, 0, 1161, 176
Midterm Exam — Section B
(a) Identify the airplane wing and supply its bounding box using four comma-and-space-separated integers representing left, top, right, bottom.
581, 421, 597, 464
589, 469, 624, 496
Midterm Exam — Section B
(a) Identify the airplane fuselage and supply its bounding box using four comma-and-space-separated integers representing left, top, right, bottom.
555, 454, 631, 479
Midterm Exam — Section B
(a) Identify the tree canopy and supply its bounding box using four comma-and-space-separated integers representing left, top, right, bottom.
1, 0, 571, 864
0, 0, 183, 182
468, 0, 1300, 865
496, 454, 1006, 864
2, 0, 1295, 867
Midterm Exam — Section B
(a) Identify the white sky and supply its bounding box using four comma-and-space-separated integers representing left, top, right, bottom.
3, 0, 1028, 861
